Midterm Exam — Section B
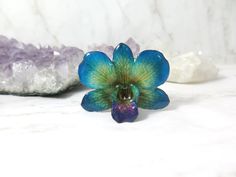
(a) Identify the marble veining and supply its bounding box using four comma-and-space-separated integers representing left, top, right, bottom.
0, 0, 235, 63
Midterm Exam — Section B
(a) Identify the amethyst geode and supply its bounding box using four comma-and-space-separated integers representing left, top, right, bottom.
0, 36, 140, 95
0, 35, 84, 95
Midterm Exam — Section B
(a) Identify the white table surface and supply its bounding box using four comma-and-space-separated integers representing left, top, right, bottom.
0, 65, 236, 177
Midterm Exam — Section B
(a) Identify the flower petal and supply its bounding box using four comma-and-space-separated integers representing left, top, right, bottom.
113, 43, 134, 84
138, 88, 169, 109
132, 50, 169, 88
79, 51, 116, 89
81, 89, 112, 112
111, 101, 138, 123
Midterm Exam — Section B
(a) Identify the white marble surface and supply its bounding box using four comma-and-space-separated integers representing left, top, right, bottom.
0, 0, 235, 63
0, 65, 236, 177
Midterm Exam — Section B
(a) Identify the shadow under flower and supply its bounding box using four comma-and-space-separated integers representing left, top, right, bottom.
136, 95, 199, 122
165, 95, 199, 111
136, 109, 157, 122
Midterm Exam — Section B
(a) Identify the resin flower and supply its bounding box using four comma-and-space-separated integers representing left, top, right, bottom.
78, 43, 170, 123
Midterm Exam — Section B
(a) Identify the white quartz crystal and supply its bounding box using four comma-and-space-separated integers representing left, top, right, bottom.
168, 52, 219, 83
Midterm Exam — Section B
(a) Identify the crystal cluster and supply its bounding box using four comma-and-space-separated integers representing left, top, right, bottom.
0, 35, 219, 96
168, 52, 218, 83
88, 38, 140, 58
0, 35, 84, 95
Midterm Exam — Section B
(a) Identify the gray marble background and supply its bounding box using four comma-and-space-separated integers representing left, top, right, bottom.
0, 0, 235, 63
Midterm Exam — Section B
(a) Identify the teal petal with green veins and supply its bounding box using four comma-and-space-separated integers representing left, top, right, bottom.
81, 89, 113, 112
79, 51, 117, 89
138, 88, 169, 110
113, 43, 134, 84
132, 50, 169, 89
78, 43, 170, 123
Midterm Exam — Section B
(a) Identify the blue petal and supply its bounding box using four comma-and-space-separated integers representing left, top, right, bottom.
138, 88, 169, 109
81, 89, 112, 112
132, 50, 169, 88
113, 43, 134, 64
111, 101, 138, 123
113, 43, 134, 84
78, 51, 116, 89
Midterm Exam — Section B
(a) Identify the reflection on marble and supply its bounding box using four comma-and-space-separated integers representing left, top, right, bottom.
0, 0, 235, 63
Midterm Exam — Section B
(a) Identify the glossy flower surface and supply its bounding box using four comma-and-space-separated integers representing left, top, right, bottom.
79, 43, 170, 123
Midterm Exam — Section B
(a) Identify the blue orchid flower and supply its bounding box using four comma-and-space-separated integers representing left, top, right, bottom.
78, 43, 170, 123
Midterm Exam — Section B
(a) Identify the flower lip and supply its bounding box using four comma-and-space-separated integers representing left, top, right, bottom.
112, 101, 138, 123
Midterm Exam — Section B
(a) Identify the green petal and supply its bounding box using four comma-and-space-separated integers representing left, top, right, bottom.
113, 43, 134, 84
138, 88, 169, 110
81, 89, 113, 112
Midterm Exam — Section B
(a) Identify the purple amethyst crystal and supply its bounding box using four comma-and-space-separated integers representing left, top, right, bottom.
88, 44, 114, 59
125, 38, 140, 57
0, 35, 140, 96
88, 37, 140, 58
0, 35, 84, 95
